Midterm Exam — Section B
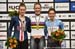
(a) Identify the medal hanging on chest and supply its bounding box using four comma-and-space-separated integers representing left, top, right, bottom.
21, 21, 26, 31
35, 16, 40, 30
51, 22, 54, 32
19, 19, 26, 32
49, 21, 54, 36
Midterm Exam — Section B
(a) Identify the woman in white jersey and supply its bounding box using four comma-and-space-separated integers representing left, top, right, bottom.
30, 3, 46, 49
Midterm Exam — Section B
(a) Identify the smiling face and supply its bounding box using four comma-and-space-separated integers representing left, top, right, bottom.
48, 8, 56, 21
34, 4, 41, 16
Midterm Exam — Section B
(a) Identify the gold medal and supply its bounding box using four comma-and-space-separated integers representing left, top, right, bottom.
35, 16, 40, 30
36, 23, 39, 30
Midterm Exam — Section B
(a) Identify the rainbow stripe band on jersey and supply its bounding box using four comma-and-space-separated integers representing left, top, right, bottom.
31, 22, 44, 29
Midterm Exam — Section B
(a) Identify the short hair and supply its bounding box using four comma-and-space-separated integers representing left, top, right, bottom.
48, 8, 56, 13
19, 2, 26, 9
34, 2, 41, 8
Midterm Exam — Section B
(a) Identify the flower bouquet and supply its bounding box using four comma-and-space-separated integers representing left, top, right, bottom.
5, 37, 18, 49
8, 8, 19, 17
51, 29, 66, 41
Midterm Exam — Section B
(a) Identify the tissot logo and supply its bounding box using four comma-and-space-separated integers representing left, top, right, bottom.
42, 6, 50, 9
41, 3, 53, 11
42, 4, 53, 9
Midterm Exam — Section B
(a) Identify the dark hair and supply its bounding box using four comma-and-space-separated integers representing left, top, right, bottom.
19, 2, 26, 9
34, 2, 41, 8
48, 8, 56, 13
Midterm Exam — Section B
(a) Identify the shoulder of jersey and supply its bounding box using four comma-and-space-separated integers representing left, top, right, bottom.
40, 16, 44, 18
56, 19, 62, 23
29, 16, 35, 18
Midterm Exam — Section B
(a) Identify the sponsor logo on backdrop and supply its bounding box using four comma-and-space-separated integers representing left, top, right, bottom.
25, 3, 34, 11
59, 15, 61, 17
55, 3, 69, 11
71, 15, 75, 17
71, 41, 75, 48
56, 13, 75, 19
0, 4, 6, 12
56, 14, 68, 19
0, 14, 10, 20
71, 31, 75, 39
66, 41, 70, 48
24, 0, 37, 2
8, 0, 22, 2
0, 0, 6, 2
64, 31, 69, 39
61, 40, 66, 48
68, 14, 75, 19
8, 4, 19, 11
39, 0, 53, 2
64, 24, 69, 30
0, 23, 7, 30
71, 22, 75, 30
55, 0, 69, 2
41, 3, 54, 11
71, 24, 75, 28
63, 22, 69, 30
62, 15, 67, 17
61, 40, 70, 48
71, 3, 75, 11
0, 32, 7, 40
71, 0, 75, 1
72, 34, 75, 37
0, 41, 3, 49
9, 6, 19, 10
42, 4, 50, 9
0, 41, 6, 49
69, 15, 71, 17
